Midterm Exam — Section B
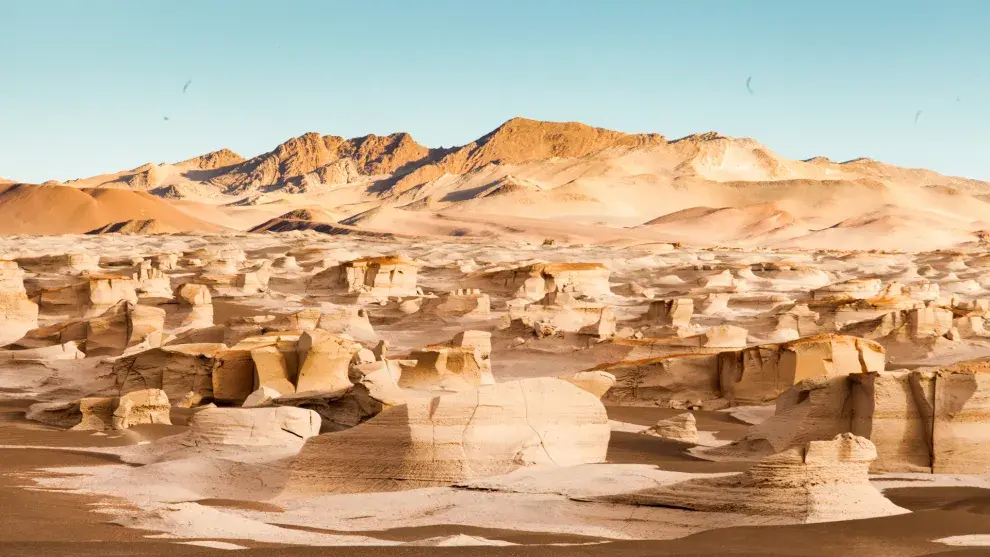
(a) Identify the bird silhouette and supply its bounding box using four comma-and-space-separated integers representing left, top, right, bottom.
745, 76, 754, 95
163, 116, 170, 122
914, 110, 922, 125
182, 80, 192, 94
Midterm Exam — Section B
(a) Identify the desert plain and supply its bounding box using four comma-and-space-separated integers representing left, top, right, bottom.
5, 119, 990, 556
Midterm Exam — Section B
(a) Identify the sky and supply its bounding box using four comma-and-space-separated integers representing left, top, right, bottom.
1, 0, 988, 183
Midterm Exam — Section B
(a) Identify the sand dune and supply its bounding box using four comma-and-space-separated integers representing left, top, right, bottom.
0, 183, 221, 234
86, 219, 181, 235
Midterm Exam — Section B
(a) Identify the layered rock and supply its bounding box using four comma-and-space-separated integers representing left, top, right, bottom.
604, 434, 907, 523
184, 406, 320, 448
0, 261, 39, 346
642, 412, 699, 443
309, 255, 419, 300
419, 289, 491, 318
287, 378, 609, 493
602, 334, 885, 408
479, 262, 611, 301
114, 343, 224, 402
400, 331, 495, 390
563, 371, 616, 398
26, 388, 171, 431
38, 274, 138, 318
509, 300, 616, 340
812, 278, 882, 301
85, 301, 166, 356
167, 283, 214, 330
647, 298, 693, 328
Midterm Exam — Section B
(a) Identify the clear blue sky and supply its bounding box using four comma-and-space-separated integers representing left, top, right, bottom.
2, 0, 988, 183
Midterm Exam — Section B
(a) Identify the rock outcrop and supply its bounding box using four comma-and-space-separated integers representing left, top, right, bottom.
26, 388, 171, 431
287, 378, 609, 493
309, 255, 419, 300
602, 334, 885, 408
399, 331, 495, 390
642, 412, 699, 443
0, 261, 39, 346
603, 434, 908, 523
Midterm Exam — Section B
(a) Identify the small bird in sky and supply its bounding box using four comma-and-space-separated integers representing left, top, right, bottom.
745, 76, 754, 95
183, 80, 192, 94
163, 116, 170, 122
914, 110, 922, 125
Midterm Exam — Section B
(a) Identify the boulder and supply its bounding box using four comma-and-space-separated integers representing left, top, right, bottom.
642, 412, 698, 443
243, 386, 283, 408
111, 389, 171, 429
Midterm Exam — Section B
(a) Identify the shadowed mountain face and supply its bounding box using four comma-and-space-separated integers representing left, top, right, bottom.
6, 117, 990, 248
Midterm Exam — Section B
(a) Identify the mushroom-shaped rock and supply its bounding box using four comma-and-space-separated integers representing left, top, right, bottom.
296, 330, 361, 394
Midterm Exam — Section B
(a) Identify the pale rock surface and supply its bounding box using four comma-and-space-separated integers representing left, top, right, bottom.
642, 412, 699, 443
647, 298, 693, 328
401, 331, 495, 390
242, 386, 282, 407
604, 434, 907, 523
296, 330, 361, 394
0, 260, 39, 346
309, 255, 419, 300
114, 343, 222, 402
111, 388, 171, 429
287, 377, 609, 493
563, 370, 616, 398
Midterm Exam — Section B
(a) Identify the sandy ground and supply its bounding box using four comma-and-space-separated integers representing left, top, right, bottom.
7, 233, 990, 554
5, 398, 990, 556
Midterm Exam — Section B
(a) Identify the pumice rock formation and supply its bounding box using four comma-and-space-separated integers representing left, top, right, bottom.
26, 388, 171, 431
309, 255, 419, 300
0, 260, 39, 346
11, 136, 990, 550
286, 377, 609, 493
642, 412, 699, 443
698, 356, 990, 474
478, 262, 611, 301
601, 434, 908, 523
400, 330, 495, 390
600, 334, 884, 408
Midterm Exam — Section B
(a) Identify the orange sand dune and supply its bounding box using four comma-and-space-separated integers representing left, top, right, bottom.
0, 183, 222, 234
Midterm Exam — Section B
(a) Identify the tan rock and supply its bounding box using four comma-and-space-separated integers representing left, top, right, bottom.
296, 330, 360, 394
309, 255, 419, 300
114, 343, 222, 402
563, 371, 617, 398
647, 298, 693, 328
250, 345, 296, 395
288, 378, 609, 493
111, 389, 171, 429
608, 434, 907, 523
643, 412, 698, 443
243, 386, 282, 407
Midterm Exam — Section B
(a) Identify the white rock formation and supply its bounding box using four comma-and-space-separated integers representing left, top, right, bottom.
604, 434, 908, 523
287, 378, 609, 493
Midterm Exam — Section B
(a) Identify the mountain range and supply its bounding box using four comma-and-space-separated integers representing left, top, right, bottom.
2, 117, 988, 250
